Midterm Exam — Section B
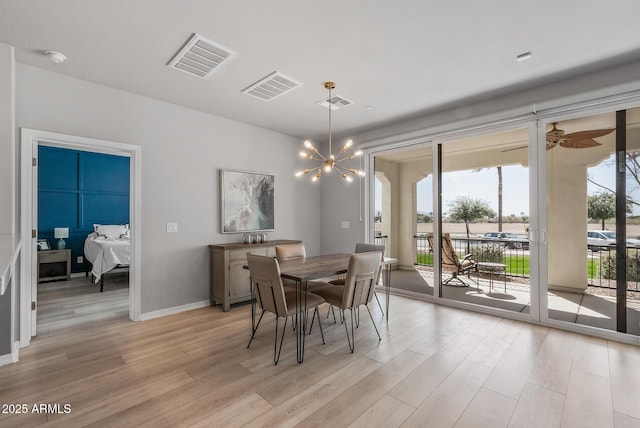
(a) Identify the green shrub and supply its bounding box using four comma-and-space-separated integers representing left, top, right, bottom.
469, 244, 504, 263
600, 249, 640, 281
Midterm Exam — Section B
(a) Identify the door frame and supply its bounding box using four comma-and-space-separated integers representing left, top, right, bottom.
19, 128, 142, 348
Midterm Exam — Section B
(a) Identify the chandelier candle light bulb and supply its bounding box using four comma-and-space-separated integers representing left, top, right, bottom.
295, 82, 365, 183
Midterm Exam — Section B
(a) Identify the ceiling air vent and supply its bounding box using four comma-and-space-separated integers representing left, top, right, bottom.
317, 95, 353, 110
167, 33, 234, 79
241, 72, 301, 101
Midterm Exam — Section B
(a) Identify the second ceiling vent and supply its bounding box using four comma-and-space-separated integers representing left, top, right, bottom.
168, 33, 234, 79
317, 94, 353, 110
242, 72, 301, 101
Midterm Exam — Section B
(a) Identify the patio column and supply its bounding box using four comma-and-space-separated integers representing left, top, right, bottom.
398, 160, 432, 270
375, 160, 399, 260
376, 157, 432, 270
547, 157, 588, 291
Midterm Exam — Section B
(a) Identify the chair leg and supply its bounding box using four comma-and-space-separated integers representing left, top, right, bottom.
247, 310, 266, 348
273, 316, 288, 365
373, 292, 384, 315
365, 305, 382, 341
326, 305, 337, 323
326, 305, 338, 323
309, 307, 317, 334
314, 307, 325, 344
443, 272, 469, 287
343, 309, 355, 353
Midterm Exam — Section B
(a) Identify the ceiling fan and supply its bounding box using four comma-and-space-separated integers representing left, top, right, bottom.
501, 122, 615, 153
545, 122, 614, 150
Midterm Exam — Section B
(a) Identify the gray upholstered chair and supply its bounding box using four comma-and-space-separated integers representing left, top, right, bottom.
311, 251, 382, 352
275, 244, 332, 293
328, 242, 385, 313
275, 243, 306, 261
246, 254, 325, 364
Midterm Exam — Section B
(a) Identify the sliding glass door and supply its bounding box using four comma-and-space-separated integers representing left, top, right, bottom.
373, 144, 434, 296
438, 127, 531, 314
368, 103, 640, 341
545, 108, 640, 336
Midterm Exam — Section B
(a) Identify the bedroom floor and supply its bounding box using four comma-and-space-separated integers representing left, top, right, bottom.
37, 272, 129, 336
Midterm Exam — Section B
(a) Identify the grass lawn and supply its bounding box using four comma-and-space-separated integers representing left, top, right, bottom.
416, 253, 600, 279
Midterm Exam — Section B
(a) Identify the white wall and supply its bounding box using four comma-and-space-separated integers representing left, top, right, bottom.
0, 43, 15, 356
16, 64, 321, 314
0, 43, 14, 235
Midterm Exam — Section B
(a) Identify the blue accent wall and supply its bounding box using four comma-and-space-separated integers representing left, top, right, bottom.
38, 146, 130, 273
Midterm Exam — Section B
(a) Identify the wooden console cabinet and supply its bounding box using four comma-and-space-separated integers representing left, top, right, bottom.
38, 249, 71, 283
209, 240, 301, 311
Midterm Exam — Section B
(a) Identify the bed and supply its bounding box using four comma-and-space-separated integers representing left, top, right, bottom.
84, 224, 130, 291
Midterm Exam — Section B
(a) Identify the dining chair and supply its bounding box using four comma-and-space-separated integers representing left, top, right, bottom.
427, 233, 477, 286
310, 251, 382, 352
275, 243, 306, 261
275, 244, 332, 293
246, 254, 325, 364
328, 243, 385, 313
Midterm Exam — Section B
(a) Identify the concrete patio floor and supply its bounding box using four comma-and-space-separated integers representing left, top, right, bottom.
384, 267, 640, 336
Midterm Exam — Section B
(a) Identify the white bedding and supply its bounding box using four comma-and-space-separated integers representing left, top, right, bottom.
84, 233, 131, 282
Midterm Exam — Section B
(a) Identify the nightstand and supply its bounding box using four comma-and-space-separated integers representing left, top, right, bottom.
38, 249, 71, 283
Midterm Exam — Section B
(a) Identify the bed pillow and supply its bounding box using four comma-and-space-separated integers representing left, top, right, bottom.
95, 224, 128, 239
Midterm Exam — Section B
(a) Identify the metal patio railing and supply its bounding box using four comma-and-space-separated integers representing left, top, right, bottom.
414, 234, 530, 278
414, 234, 640, 292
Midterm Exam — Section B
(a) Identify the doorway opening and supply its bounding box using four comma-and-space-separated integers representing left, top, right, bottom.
19, 129, 141, 348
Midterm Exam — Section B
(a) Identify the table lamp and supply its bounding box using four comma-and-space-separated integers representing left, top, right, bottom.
54, 227, 69, 250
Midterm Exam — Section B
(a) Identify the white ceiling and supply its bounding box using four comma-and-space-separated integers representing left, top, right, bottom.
1, 0, 640, 142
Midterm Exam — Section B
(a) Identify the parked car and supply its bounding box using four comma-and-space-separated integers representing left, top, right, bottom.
587, 230, 640, 250
482, 232, 529, 249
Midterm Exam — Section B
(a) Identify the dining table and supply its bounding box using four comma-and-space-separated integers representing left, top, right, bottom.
247, 252, 397, 363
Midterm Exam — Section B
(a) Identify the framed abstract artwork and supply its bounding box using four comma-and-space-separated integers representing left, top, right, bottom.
220, 169, 275, 233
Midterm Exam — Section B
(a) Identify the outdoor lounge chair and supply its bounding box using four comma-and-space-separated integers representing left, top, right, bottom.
427, 233, 477, 286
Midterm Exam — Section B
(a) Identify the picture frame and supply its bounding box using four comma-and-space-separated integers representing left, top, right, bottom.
221, 169, 275, 233
37, 239, 50, 251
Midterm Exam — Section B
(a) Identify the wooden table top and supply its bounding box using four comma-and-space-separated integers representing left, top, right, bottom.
278, 253, 351, 281
277, 253, 397, 282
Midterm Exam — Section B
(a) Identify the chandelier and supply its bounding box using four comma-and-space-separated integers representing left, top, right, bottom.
295, 82, 365, 183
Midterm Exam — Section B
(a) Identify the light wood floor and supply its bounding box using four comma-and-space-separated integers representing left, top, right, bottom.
2, 290, 640, 427
36, 273, 129, 335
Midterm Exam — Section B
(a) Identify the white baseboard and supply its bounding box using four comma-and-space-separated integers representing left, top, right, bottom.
0, 342, 19, 366
138, 300, 210, 321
